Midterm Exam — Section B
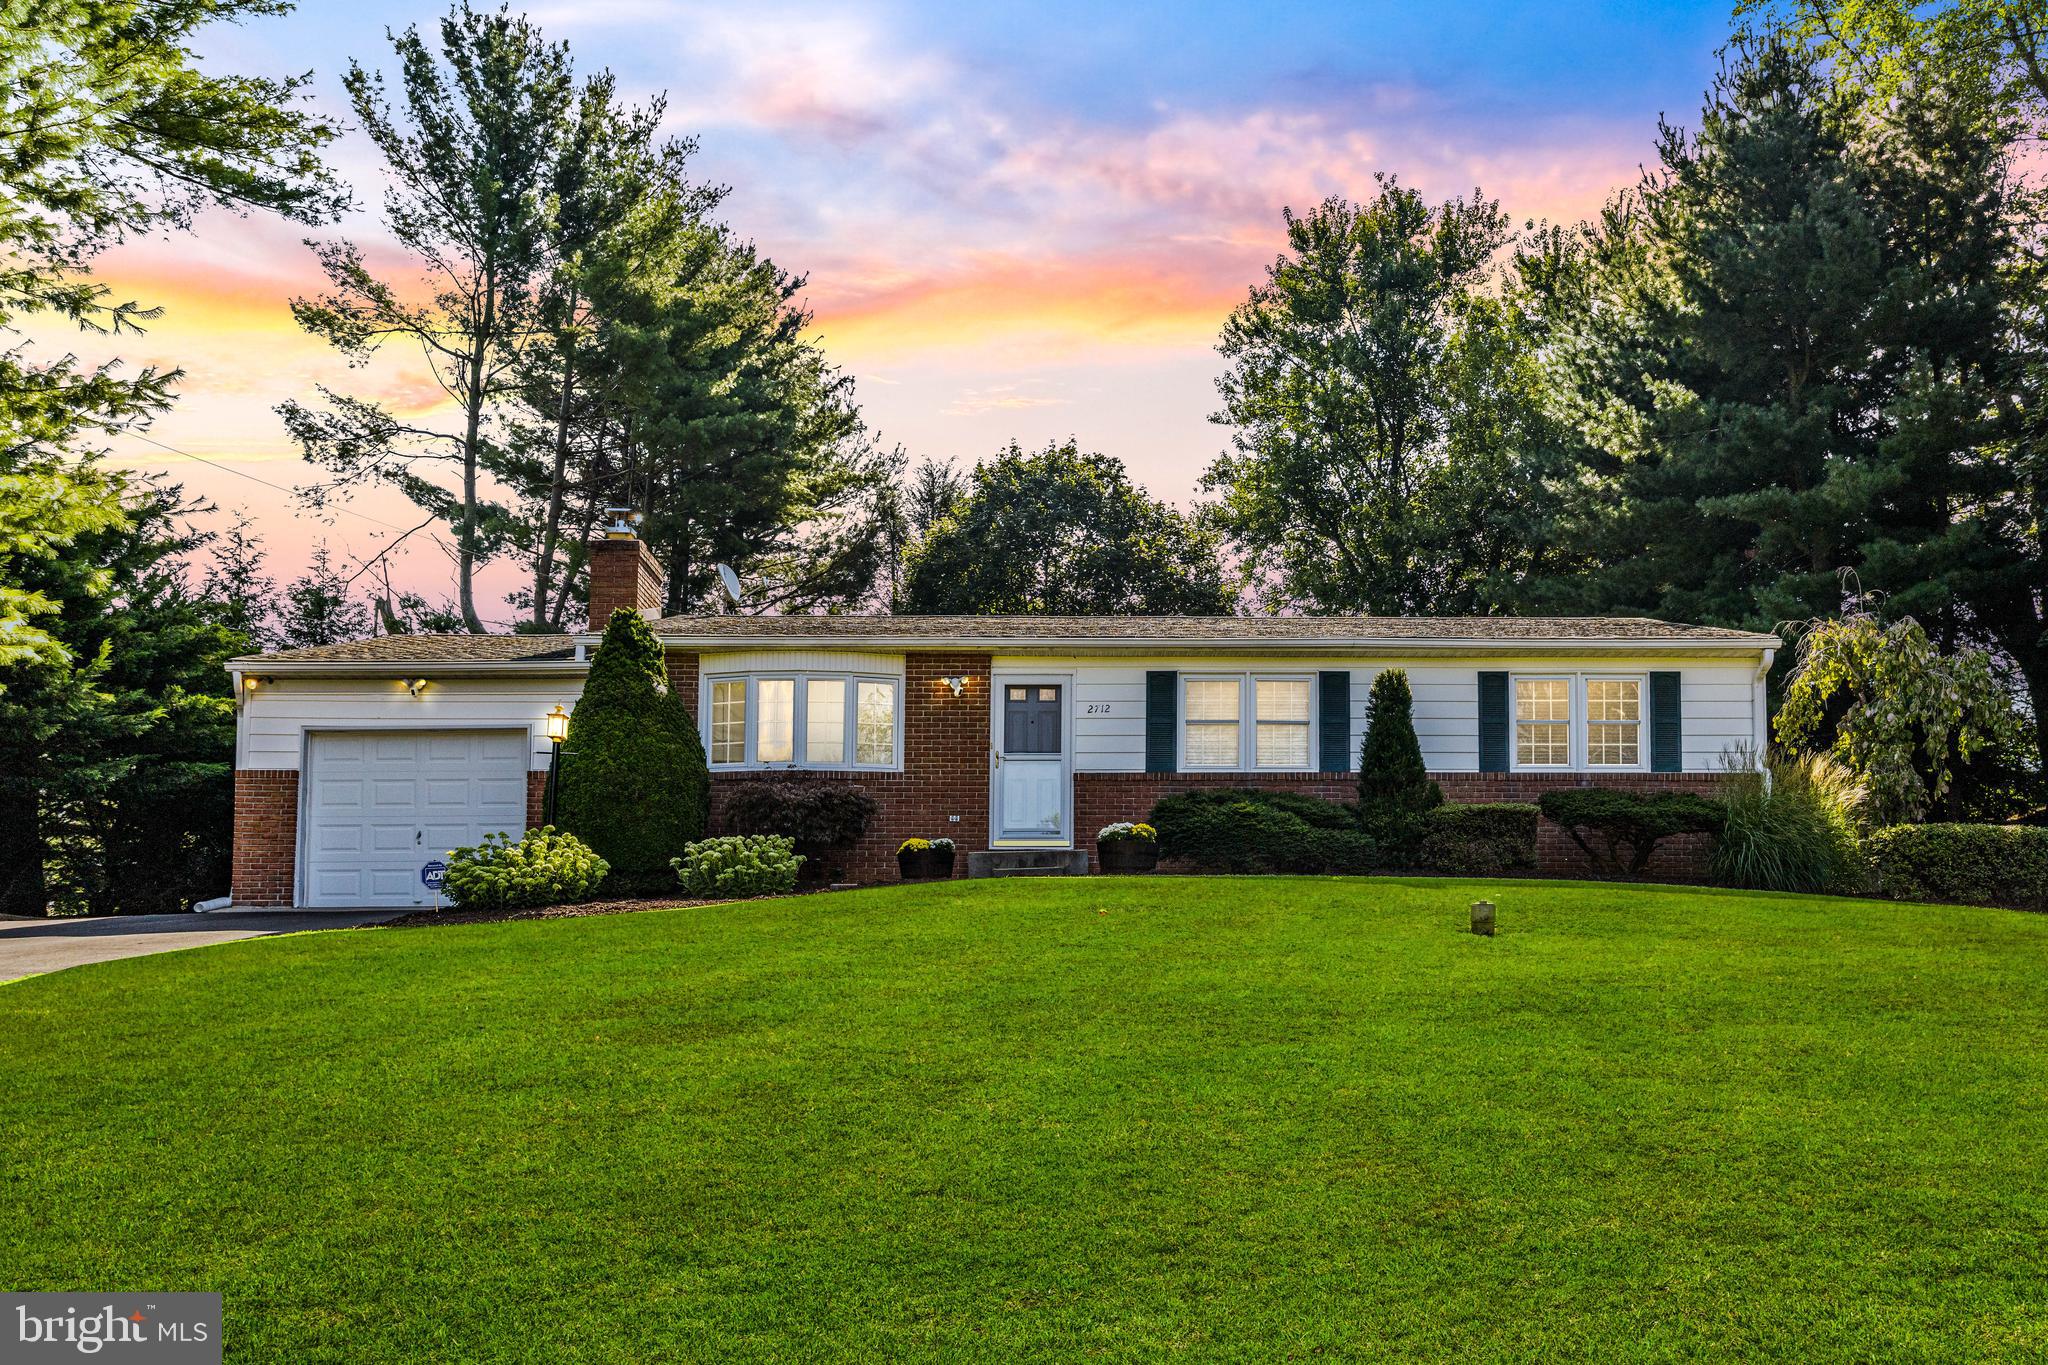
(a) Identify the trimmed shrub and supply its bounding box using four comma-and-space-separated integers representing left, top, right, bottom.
1867, 824, 2048, 910
555, 609, 709, 894
673, 835, 804, 898
1357, 668, 1443, 859
443, 827, 609, 911
1538, 788, 1725, 877
724, 779, 878, 881
1149, 789, 1376, 874
1711, 754, 1868, 894
1417, 803, 1538, 875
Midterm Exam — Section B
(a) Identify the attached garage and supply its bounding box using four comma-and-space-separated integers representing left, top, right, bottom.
301, 730, 531, 908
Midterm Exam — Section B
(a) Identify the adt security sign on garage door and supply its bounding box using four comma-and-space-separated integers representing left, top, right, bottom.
302, 731, 528, 907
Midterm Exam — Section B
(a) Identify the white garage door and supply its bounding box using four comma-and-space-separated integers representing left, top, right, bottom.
302, 730, 530, 907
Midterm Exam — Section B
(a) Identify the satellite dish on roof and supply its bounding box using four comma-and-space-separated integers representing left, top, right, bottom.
715, 563, 742, 611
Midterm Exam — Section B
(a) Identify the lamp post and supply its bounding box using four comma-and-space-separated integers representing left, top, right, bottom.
542, 704, 569, 826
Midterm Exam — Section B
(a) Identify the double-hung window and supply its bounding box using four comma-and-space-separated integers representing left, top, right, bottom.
1183, 674, 1313, 771
1585, 678, 1642, 767
1514, 678, 1571, 768
1511, 675, 1646, 770
705, 673, 901, 770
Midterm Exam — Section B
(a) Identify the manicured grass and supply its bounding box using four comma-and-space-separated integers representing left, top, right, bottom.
3, 879, 2046, 1361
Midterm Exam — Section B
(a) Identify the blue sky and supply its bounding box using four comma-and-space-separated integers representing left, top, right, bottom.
81, 0, 1738, 620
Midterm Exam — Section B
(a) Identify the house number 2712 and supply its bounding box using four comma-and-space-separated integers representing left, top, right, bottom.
1085, 704, 1113, 715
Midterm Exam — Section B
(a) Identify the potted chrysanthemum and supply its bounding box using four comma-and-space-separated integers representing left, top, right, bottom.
1096, 821, 1159, 874
897, 837, 934, 880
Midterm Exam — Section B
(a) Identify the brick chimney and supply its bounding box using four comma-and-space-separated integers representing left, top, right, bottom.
586, 517, 666, 626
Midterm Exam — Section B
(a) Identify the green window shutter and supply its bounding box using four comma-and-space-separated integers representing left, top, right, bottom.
1650, 671, 1682, 772
1145, 671, 1177, 773
1317, 671, 1351, 772
1478, 671, 1509, 773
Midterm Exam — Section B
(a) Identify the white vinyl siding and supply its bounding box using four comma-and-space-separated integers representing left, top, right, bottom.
1005, 656, 1766, 776
233, 676, 576, 772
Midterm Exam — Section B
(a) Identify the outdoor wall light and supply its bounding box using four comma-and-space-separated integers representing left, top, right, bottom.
941, 675, 968, 697
243, 676, 259, 692
405, 678, 430, 698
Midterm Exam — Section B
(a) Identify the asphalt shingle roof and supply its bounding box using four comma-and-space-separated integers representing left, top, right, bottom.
234, 616, 1775, 667
233, 634, 579, 665
645, 614, 1777, 644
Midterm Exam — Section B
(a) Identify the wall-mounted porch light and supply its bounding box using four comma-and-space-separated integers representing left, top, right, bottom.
941, 674, 968, 697
405, 677, 430, 698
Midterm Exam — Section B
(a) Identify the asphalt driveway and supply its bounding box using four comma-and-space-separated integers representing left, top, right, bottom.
0, 911, 401, 981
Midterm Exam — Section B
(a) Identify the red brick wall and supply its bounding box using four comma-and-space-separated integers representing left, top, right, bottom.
231, 769, 299, 907
1077, 769, 1721, 882
665, 649, 700, 714
705, 653, 993, 883
528, 770, 548, 829
586, 536, 665, 625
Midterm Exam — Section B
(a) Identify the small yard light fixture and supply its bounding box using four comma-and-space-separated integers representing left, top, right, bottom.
542, 704, 570, 825
941, 674, 968, 698
1470, 900, 1496, 937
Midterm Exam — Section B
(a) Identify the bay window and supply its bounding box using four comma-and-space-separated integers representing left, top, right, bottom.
704, 674, 900, 770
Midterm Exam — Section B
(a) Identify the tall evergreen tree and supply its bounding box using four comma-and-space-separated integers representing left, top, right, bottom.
1356, 669, 1443, 858
277, 543, 371, 649
0, 0, 339, 914
555, 610, 707, 893
283, 3, 572, 631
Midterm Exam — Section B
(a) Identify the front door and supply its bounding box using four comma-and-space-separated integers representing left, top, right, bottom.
992, 680, 1070, 846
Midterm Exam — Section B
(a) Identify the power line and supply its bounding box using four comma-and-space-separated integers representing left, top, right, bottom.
123, 432, 417, 533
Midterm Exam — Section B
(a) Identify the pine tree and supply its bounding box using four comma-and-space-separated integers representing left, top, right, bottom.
200, 513, 278, 651
554, 609, 708, 893
1357, 669, 1442, 860
277, 543, 370, 648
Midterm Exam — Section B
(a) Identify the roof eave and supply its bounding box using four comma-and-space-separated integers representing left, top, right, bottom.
641, 632, 1780, 653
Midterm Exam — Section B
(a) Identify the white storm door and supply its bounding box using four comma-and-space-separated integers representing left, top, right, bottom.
302, 730, 529, 907
992, 680, 1071, 846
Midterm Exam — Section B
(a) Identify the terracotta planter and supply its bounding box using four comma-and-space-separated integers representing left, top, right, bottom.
1097, 840, 1159, 874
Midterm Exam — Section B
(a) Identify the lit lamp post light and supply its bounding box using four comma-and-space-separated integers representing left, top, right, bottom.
542, 704, 569, 826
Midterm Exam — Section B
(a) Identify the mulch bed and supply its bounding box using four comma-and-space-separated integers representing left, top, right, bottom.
374, 884, 850, 929
374, 897, 717, 929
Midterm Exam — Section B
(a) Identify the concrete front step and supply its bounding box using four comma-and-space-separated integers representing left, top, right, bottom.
966, 848, 1091, 879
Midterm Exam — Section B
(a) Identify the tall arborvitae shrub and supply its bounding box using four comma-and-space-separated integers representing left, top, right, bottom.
1357, 668, 1442, 861
556, 609, 709, 892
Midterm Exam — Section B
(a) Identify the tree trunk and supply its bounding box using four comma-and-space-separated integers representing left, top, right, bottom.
533, 292, 580, 628
457, 268, 498, 634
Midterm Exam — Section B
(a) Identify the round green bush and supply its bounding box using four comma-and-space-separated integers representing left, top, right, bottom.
1148, 789, 1376, 874
442, 826, 609, 911
1867, 823, 2048, 910
673, 835, 805, 898
1416, 803, 1538, 874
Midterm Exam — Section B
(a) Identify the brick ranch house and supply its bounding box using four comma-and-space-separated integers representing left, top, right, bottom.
225, 530, 1779, 908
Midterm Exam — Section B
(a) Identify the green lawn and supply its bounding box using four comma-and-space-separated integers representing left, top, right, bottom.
3, 879, 2046, 1362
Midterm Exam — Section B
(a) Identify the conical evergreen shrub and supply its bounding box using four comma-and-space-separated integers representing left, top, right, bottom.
556, 609, 709, 893
1357, 668, 1442, 861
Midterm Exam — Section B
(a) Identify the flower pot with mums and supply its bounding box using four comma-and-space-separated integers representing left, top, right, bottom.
1096, 822, 1159, 874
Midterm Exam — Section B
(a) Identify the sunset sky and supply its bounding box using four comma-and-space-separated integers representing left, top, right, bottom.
54, 0, 1734, 625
